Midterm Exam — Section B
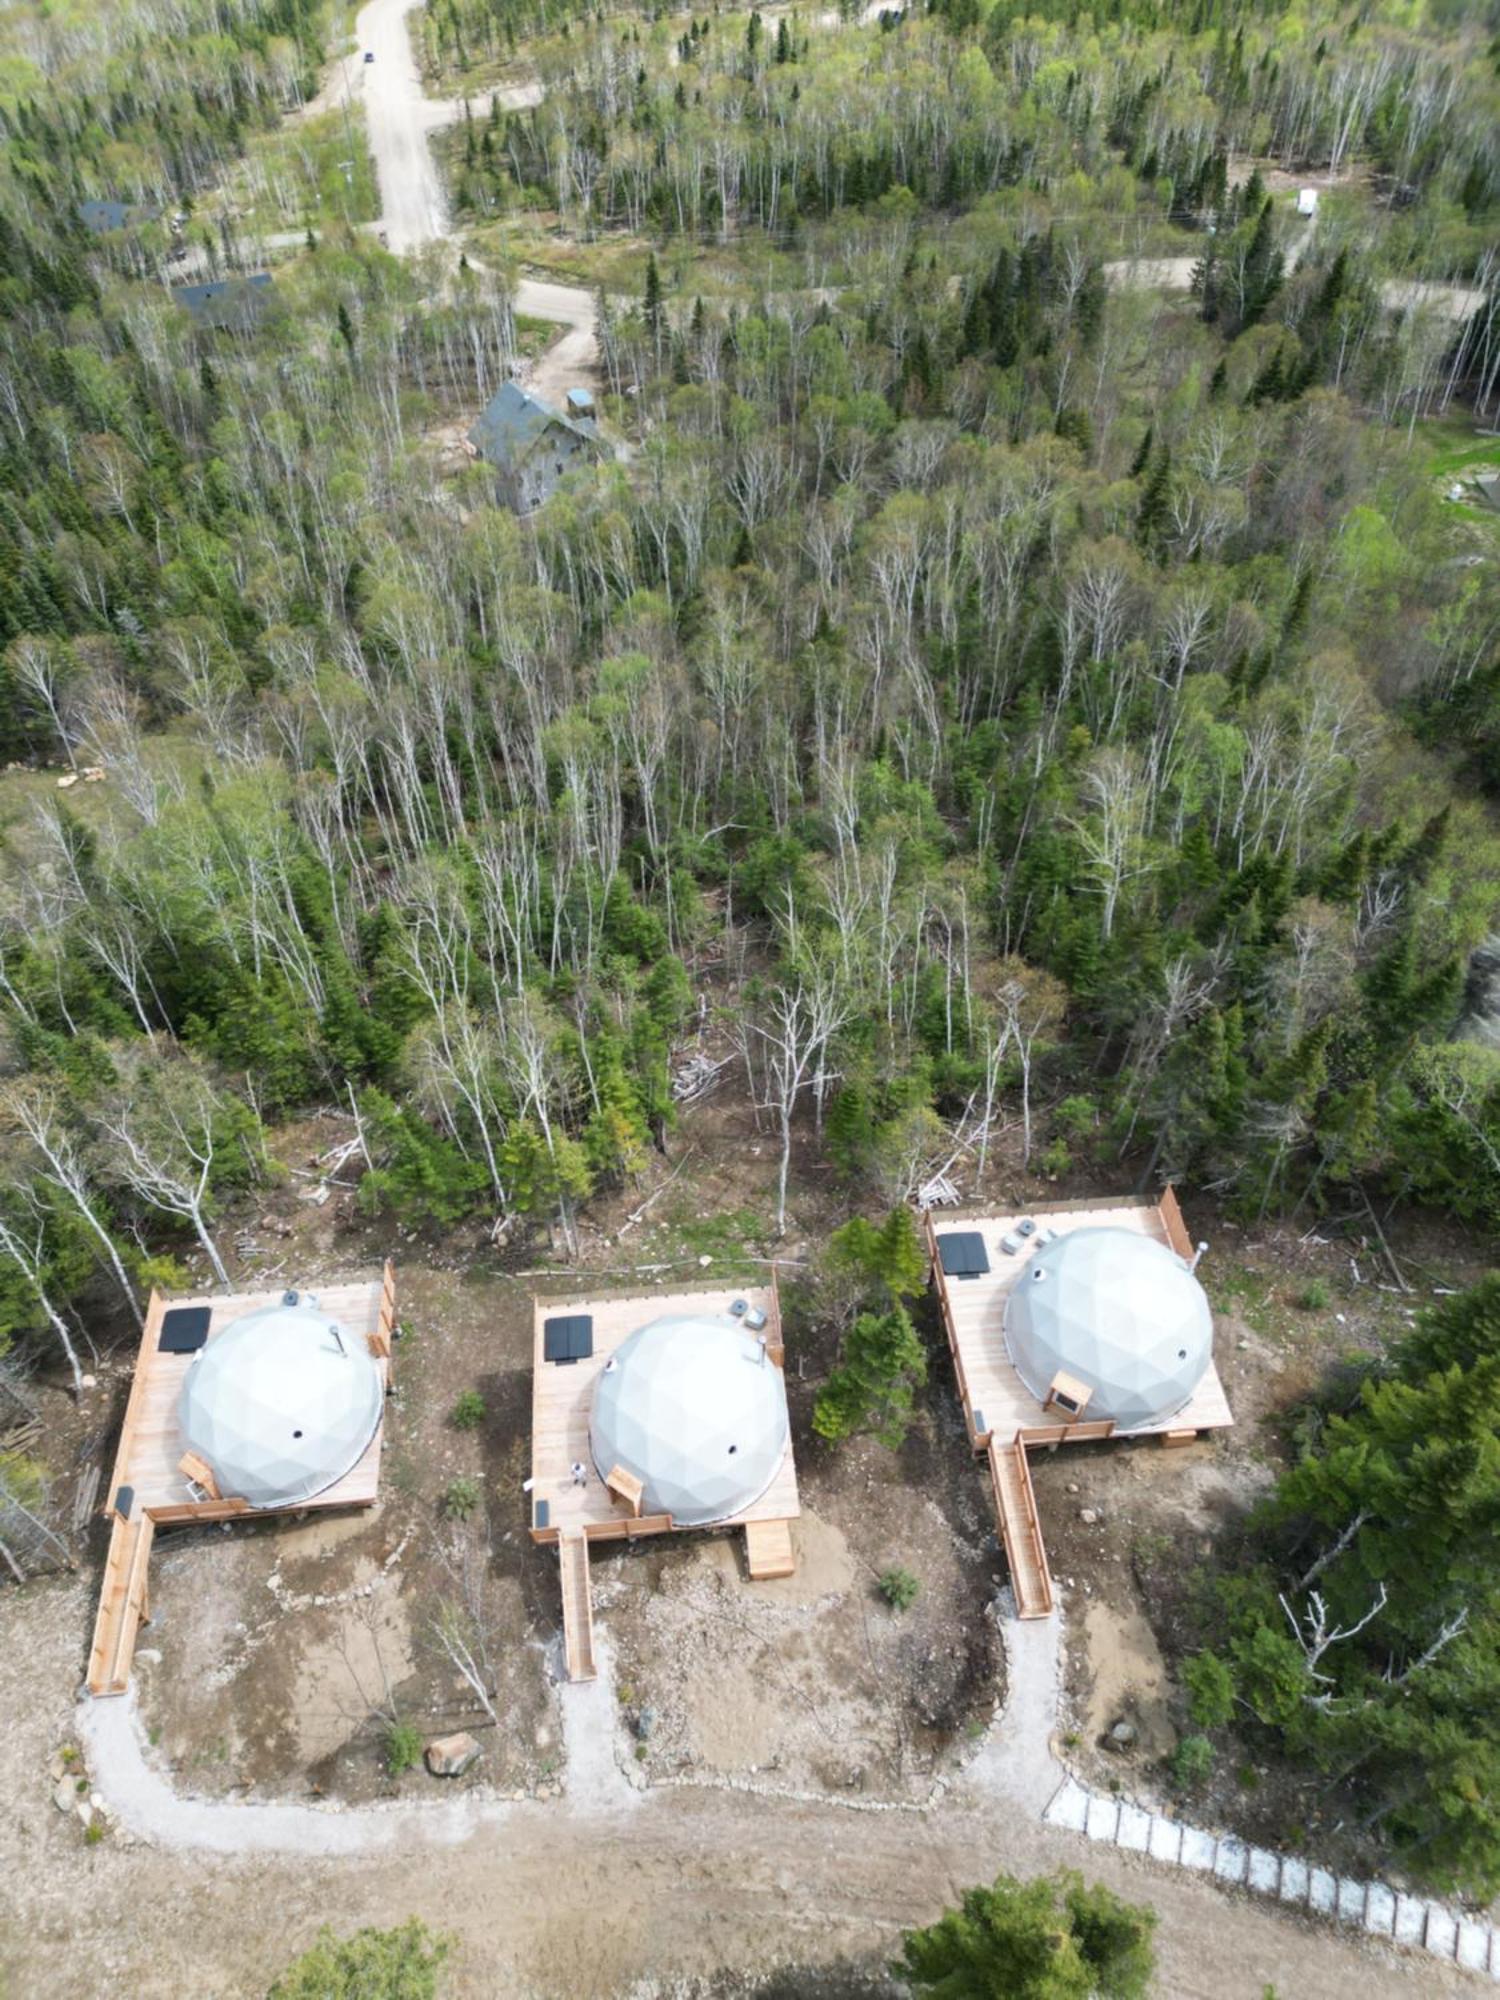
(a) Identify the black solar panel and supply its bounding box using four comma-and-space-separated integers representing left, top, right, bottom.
159, 1305, 212, 1353
937, 1231, 990, 1278
543, 1314, 594, 1362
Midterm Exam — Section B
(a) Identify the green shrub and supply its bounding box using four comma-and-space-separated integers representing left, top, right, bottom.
441, 1476, 481, 1520
83, 1817, 106, 1845
269, 1919, 450, 1998
878, 1566, 920, 1611
1052, 1095, 1098, 1139
813, 1305, 927, 1448
384, 1722, 425, 1776
1297, 1277, 1330, 1309
1183, 1649, 1235, 1730
449, 1389, 486, 1430
1172, 1734, 1214, 1790
899, 1869, 1155, 1998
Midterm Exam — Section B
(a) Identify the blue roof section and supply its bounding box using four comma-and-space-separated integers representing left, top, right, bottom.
468, 379, 590, 465
79, 200, 134, 233
170, 273, 276, 326
566, 386, 595, 411
79, 198, 161, 232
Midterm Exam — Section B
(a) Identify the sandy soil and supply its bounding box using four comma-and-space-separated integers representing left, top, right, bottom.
608, 1387, 1003, 1804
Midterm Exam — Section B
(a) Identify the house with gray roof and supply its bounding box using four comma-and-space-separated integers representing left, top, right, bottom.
170, 273, 276, 333
467, 380, 602, 513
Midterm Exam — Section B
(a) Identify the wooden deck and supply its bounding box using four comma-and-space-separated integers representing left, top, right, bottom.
927, 1196, 1231, 1616
85, 1267, 394, 1696
530, 1281, 800, 1677
529, 1283, 800, 1543
928, 1198, 1232, 1452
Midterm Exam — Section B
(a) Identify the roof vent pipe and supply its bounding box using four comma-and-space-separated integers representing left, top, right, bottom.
1190, 1241, 1209, 1273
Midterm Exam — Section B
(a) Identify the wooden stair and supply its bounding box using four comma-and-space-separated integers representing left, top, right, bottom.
558, 1532, 596, 1683
86, 1511, 156, 1696
744, 1517, 796, 1579
986, 1438, 1054, 1618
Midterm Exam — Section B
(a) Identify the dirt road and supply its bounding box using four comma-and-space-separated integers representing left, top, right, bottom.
514, 276, 601, 397
0, 1578, 1474, 2000
306, 0, 539, 252
1103, 249, 1484, 320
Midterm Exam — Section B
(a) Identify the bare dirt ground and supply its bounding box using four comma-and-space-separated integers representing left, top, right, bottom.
1, 1571, 1473, 1999
60, 1082, 997, 1818
607, 1364, 1003, 1804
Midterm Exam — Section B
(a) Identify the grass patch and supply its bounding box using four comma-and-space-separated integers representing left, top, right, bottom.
512, 311, 558, 359
1203, 1261, 1276, 1335
202, 107, 380, 234
877, 1566, 920, 1611
384, 1720, 425, 1776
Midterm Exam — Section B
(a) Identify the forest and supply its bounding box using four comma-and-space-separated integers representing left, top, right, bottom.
0, 0, 1499, 1899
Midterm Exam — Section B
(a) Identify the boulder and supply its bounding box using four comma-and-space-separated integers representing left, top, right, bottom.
52, 1779, 78, 1814
424, 1732, 480, 1778
1106, 1719, 1138, 1751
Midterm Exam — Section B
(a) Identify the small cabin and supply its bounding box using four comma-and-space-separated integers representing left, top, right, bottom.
467, 380, 602, 514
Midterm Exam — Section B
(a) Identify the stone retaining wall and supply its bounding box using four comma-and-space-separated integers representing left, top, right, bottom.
1045, 1776, 1499, 1980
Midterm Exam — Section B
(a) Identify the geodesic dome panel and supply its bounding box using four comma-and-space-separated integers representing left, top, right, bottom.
1003, 1227, 1213, 1431
179, 1295, 384, 1509
589, 1314, 789, 1527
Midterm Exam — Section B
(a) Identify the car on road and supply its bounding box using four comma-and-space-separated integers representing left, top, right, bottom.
363, 50, 375, 62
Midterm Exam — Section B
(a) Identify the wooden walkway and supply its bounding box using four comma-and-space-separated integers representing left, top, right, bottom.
986, 1439, 1053, 1617
85, 1511, 156, 1696
85, 1267, 394, 1697
559, 1533, 596, 1682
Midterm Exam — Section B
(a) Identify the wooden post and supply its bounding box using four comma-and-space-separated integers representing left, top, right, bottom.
765, 1262, 785, 1366
368, 1260, 397, 1361
1158, 1184, 1195, 1262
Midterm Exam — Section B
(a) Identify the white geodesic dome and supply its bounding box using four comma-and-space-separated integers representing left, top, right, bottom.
589, 1314, 789, 1527
1003, 1227, 1213, 1431
178, 1294, 384, 1509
